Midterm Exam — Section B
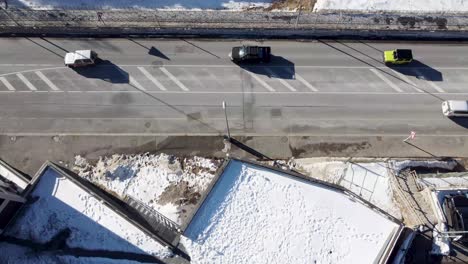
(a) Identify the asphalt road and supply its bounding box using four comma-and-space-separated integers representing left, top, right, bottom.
1, 38, 468, 138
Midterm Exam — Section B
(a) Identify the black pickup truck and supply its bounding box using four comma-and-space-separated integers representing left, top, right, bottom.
229, 46, 271, 63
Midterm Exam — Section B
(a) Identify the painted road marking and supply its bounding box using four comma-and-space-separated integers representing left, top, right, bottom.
389, 69, 423, 92
369, 68, 403, 93
413, 69, 446, 93
285, 69, 318, 92
16, 73, 37, 91
35, 71, 60, 91
264, 68, 296, 92
160, 67, 189, 91
129, 75, 146, 91
0, 77, 15, 91
138, 67, 167, 91
245, 70, 275, 92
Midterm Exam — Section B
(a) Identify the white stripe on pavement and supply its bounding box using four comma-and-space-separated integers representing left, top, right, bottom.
264, 68, 296, 92
369, 68, 403, 93
245, 70, 275, 92
35, 71, 59, 91
412, 69, 446, 93
389, 69, 423, 92
160, 67, 189, 91
16, 73, 37, 91
129, 75, 146, 91
138, 67, 167, 91
285, 69, 318, 92
0, 77, 15, 91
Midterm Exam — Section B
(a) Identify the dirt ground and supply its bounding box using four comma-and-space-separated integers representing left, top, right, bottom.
267, 0, 317, 11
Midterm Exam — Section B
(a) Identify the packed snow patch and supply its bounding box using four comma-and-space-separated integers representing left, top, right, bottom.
3, 167, 171, 258
14, 0, 272, 10
391, 160, 458, 176
314, 0, 468, 12
182, 160, 401, 263
74, 153, 222, 225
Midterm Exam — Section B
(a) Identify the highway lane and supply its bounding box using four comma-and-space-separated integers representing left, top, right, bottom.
0, 38, 467, 136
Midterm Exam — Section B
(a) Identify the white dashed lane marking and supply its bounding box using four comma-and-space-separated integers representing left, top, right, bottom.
0, 77, 15, 91
35, 71, 60, 91
412, 69, 446, 93
16, 73, 37, 91
138, 67, 167, 91
285, 68, 318, 92
264, 68, 296, 92
245, 69, 275, 92
160, 67, 189, 91
129, 75, 146, 91
389, 69, 423, 93
369, 68, 403, 93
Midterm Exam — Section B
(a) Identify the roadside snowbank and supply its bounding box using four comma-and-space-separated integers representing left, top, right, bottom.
314, 0, 468, 12
391, 160, 458, 176
74, 154, 221, 225
182, 160, 401, 263
3, 167, 171, 259
15, 0, 272, 10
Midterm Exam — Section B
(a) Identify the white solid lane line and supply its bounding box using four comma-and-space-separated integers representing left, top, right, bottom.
264, 68, 296, 92
16, 73, 37, 91
245, 70, 275, 92
369, 69, 403, 93
0, 77, 15, 91
138, 67, 167, 91
412, 69, 446, 93
35, 71, 60, 91
160, 67, 189, 91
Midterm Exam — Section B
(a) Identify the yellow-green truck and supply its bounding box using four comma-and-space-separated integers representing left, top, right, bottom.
383, 49, 413, 64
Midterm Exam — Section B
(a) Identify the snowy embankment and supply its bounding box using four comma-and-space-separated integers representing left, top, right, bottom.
294, 158, 402, 220
14, 0, 272, 10
74, 154, 222, 225
182, 160, 401, 264
314, 0, 468, 12
0, 168, 171, 263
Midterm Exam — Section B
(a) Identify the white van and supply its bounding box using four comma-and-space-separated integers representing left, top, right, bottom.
64, 50, 98, 68
442, 100, 468, 117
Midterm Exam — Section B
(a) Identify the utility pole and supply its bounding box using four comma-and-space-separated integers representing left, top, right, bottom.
222, 101, 231, 139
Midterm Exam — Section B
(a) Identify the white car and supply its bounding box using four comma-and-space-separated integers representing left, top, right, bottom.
64, 50, 98, 68
442, 100, 468, 117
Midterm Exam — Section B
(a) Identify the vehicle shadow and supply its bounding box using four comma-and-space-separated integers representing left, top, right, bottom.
237, 55, 295, 80
72, 59, 129, 84
448, 117, 468, 129
388, 60, 443, 82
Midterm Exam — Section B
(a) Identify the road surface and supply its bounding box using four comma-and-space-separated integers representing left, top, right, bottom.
0, 38, 467, 138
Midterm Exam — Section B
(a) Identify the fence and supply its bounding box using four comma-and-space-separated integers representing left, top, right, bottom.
1, 8, 468, 33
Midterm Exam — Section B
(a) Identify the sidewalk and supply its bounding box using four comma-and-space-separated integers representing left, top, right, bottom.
2, 135, 468, 176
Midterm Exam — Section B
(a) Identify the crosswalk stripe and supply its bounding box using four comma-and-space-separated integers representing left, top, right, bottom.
138, 67, 167, 91
389, 69, 423, 92
129, 76, 146, 91
245, 70, 275, 92
412, 69, 446, 93
369, 69, 403, 93
35, 71, 59, 91
160, 67, 189, 91
285, 68, 318, 92
16, 73, 37, 91
0, 77, 15, 91
264, 68, 296, 92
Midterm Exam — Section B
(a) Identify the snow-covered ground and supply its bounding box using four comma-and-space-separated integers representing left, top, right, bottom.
295, 158, 402, 219
314, 0, 468, 12
1, 167, 171, 263
181, 160, 401, 263
74, 154, 221, 225
12, 0, 272, 10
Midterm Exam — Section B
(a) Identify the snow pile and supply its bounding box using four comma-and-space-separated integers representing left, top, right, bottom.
2, 168, 171, 259
314, 0, 468, 12
74, 154, 221, 224
182, 160, 401, 263
294, 158, 347, 184
341, 162, 402, 219
391, 160, 458, 176
419, 176, 468, 188
15, 0, 272, 10
431, 223, 450, 255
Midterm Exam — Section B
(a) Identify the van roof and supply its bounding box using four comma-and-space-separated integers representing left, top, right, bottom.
448, 100, 468, 111
64, 50, 93, 64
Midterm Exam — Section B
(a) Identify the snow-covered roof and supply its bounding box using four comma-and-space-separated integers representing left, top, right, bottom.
182, 160, 403, 263
0, 164, 172, 263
